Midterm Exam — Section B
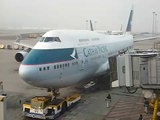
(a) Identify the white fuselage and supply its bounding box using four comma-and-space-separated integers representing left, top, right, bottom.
19, 30, 133, 89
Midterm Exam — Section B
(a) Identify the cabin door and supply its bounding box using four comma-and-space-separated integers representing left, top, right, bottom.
78, 51, 85, 71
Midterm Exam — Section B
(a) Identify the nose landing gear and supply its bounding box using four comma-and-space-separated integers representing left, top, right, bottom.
47, 88, 60, 99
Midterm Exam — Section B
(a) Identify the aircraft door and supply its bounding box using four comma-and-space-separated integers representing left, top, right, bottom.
78, 52, 85, 71
59, 64, 64, 81
140, 64, 148, 84
59, 62, 70, 81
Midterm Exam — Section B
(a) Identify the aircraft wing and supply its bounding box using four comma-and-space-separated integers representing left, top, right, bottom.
134, 36, 158, 42
14, 41, 34, 48
14, 35, 37, 49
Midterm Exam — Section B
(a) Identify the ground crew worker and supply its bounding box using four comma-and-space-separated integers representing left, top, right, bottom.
105, 94, 111, 108
19, 99, 21, 105
138, 114, 143, 120
144, 98, 149, 114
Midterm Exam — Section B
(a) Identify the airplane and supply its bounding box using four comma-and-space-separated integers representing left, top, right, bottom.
15, 8, 134, 94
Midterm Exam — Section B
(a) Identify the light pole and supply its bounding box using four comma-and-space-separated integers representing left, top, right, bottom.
155, 13, 157, 34
152, 12, 155, 34
120, 24, 123, 31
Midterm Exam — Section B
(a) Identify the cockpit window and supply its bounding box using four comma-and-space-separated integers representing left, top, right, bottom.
39, 37, 61, 42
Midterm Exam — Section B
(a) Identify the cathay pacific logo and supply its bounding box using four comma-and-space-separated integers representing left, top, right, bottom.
70, 48, 78, 59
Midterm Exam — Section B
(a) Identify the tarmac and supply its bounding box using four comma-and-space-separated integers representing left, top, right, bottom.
0, 32, 159, 120
59, 89, 151, 120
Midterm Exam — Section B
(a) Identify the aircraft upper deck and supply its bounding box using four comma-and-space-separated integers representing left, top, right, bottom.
33, 30, 132, 49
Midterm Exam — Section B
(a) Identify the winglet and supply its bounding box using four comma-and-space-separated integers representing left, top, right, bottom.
126, 6, 134, 32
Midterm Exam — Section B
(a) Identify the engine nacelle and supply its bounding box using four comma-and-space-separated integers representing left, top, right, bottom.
15, 51, 29, 62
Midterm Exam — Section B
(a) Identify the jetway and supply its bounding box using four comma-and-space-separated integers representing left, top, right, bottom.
116, 50, 160, 120
116, 51, 160, 89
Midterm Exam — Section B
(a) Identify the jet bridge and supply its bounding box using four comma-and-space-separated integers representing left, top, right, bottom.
116, 50, 160, 120
116, 50, 160, 89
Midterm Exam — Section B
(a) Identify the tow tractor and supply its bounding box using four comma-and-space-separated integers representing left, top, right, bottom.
22, 93, 81, 119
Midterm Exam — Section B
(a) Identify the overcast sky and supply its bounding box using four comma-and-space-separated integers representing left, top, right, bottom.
0, 0, 160, 32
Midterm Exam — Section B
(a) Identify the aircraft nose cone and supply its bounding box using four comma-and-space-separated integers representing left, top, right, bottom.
19, 64, 37, 85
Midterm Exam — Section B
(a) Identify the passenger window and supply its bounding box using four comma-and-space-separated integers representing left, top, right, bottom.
54, 65, 56, 69
60, 64, 62, 68
43, 67, 46, 71
39, 68, 42, 71
65, 63, 68, 67
57, 65, 59, 69
47, 66, 49, 70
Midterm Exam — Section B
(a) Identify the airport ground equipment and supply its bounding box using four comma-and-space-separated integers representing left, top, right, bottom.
116, 50, 160, 120
22, 94, 81, 119
6, 44, 12, 49
0, 81, 6, 120
0, 44, 5, 49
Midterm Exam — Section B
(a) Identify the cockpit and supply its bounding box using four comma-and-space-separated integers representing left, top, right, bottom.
39, 37, 61, 42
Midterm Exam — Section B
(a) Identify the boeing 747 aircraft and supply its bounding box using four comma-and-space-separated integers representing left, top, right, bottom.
15, 9, 134, 94
19, 30, 133, 87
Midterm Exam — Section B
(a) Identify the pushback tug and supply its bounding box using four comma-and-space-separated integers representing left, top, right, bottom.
22, 94, 81, 119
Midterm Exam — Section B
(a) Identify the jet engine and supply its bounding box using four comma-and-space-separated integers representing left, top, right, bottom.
15, 48, 31, 62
